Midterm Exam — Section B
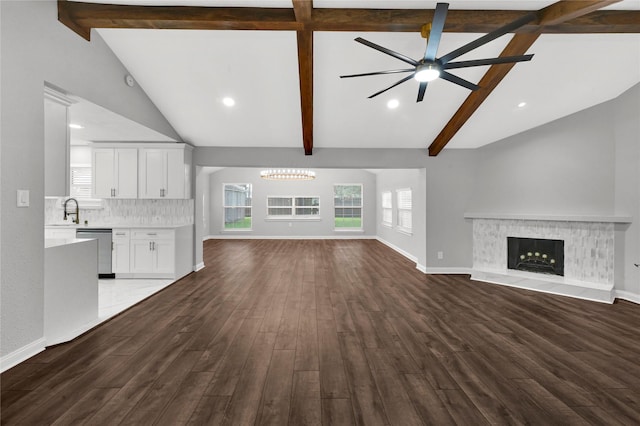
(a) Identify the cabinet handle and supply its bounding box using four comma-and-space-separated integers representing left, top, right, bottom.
149, 241, 152, 251
147, 233, 157, 236
111, 242, 114, 251
152, 241, 156, 251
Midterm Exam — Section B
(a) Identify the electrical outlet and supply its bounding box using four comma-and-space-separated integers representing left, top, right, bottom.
437, 251, 444, 260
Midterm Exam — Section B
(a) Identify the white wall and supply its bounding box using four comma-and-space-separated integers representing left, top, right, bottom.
375, 169, 427, 269
0, 1, 179, 365
194, 166, 210, 269
208, 168, 376, 237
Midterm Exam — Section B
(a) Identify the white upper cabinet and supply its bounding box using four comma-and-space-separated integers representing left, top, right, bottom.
138, 146, 192, 199
92, 148, 138, 198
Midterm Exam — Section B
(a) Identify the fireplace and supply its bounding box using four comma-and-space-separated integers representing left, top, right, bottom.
507, 237, 564, 276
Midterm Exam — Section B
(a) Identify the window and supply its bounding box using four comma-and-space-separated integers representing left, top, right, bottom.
70, 166, 92, 199
381, 191, 392, 227
396, 188, 412, 234
334, 184, 363, 229
223, 184, 252, 230
267, 196, 320, 218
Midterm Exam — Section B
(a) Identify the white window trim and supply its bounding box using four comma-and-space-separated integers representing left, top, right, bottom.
223, 183, 253, 231
396, 188, 413, 235
381, 190, 393, 228
333, 183, 363, 231
266, 195, 321, 220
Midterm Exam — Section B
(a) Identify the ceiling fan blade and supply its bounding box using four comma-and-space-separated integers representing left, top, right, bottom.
416, 82, 428, 102
443, 54, 534, 70
438, 13, 536, 64
340, 69, 415, 78
355, 37, 419, 66
424, 2, 448, 61
368, 74, 415, 99
440, 71, 480, 91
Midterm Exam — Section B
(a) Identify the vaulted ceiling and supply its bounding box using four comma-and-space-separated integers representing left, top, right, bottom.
59, 1, 640, 156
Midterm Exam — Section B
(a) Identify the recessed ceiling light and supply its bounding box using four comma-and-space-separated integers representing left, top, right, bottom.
387, 99, 399, 109
222, 97, 235, 107
69, 123, 84, 129
518, 102, 527, 108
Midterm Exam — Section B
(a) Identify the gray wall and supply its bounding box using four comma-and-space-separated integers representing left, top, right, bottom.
425, 150, 478, 270
469, 100, 616, 216
0, 1, 178, 360
208, 168, 376, 237
468, 83, 639, 295
613, 84, 640, 296
375, 169, 427, 268
44, 95, 69, 196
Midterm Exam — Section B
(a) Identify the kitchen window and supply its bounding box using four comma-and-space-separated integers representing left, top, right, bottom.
223, 183, 252, 230
70, 166, 92, 199
334, 184, 363, 230
381, 191, 392, 227
267, 196, 320, 219
396, 188, 412, 234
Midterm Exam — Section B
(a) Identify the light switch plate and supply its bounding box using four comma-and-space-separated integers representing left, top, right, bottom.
17, 190, 29, 207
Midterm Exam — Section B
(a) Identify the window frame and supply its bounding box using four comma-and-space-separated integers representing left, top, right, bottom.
381, 190, 393, 228
396, 188, 413, 235
222, 183, 253, 231
333, 183, 363, 231
266, 195, 321, 220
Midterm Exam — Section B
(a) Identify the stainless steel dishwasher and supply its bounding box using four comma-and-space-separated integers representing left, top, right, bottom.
76, 228, 114, 278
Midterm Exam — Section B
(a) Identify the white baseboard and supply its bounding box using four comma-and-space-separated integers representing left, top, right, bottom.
423, 267, 472, 275
0, 338, 46, 373
614, 290, 640, 305
375, 237, 418, 263
205, 234, 377, 240
195, 262, 205, 272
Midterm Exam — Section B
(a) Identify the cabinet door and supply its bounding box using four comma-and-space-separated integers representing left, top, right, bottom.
130, 240, 154, 273
164, 149, 185, 199
112, 230, 130, 274
114, 149, 138, 198
139, 149, 166, 199
93, 149, 115, 198
153, 239, 175, 274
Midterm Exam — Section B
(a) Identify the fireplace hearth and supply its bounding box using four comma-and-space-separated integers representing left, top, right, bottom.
507, 237, 564, 276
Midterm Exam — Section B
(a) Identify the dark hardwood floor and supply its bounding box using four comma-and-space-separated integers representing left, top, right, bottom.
2, 239, 640, 425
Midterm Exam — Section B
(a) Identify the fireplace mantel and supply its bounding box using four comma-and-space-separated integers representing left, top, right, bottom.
464, 213, 631, 224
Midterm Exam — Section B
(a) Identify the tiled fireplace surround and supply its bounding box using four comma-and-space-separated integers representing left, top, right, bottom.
467, 215, 630, 303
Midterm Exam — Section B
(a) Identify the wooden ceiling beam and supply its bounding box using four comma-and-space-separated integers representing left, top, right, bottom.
58, 1, 640, 42
293, 0, 314, 155
428, 0, 622, 156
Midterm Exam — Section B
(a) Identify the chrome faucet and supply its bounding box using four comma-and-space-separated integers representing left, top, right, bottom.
63, 198, 79, 224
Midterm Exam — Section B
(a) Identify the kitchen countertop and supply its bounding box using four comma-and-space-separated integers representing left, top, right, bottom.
45, 223, 193, 229
45, 237, 93, 248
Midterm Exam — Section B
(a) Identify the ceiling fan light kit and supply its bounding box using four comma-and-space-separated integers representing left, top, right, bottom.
414, 62, 441, 82
341, 2, 536, 103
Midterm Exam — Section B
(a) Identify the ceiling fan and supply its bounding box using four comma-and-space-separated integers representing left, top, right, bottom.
340, 2, 536, 102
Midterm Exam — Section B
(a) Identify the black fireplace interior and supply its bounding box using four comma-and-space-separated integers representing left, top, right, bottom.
507, 237, 564, 276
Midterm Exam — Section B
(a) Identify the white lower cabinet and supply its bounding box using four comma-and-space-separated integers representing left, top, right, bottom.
130, 229, 175, 276
112, 229, 130, 274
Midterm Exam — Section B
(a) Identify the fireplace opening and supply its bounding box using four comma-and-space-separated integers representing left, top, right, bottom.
507, 237, 564, 276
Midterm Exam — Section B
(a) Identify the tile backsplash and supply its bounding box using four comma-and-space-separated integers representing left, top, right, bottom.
45, 198, 194, 226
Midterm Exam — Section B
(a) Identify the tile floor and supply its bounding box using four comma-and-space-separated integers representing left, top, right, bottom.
98, 278, 174, 321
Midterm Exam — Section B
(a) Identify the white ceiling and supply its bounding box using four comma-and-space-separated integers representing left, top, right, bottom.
68, 95, 177, 145
80, 0, 640, 151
